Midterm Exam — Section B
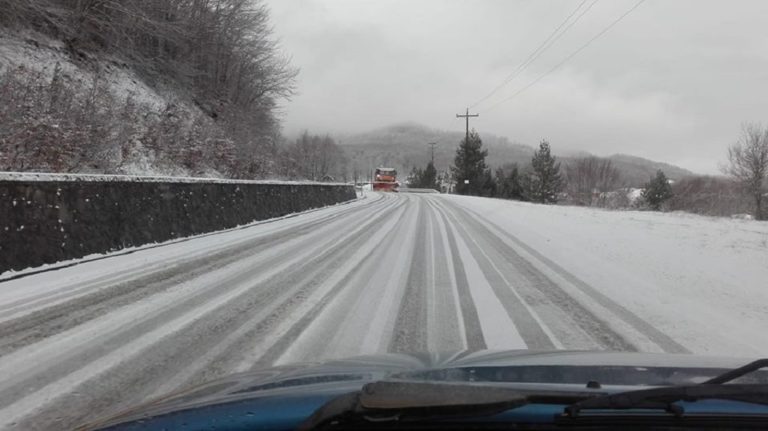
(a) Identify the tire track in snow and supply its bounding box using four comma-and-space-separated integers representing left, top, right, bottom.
0, 194, 385, 320
423, 199, 467, 352
0, 195, 401, 429
433, 203, 487, 351
0, 194, 387, 328
443, 199, 689, 354
438, 198, 635, 351
30, 197, 410, 427
149, 197, 410, 394
0, 195, 398, 400
389, 199, 429, 353
430, 199, 527, 350
430, 197, 557, 350
255, 197, 416, 366
0, 209, 373, 357
0, 192, 693, 431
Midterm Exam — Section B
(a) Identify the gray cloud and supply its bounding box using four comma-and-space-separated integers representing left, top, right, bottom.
266, 0, 768, 174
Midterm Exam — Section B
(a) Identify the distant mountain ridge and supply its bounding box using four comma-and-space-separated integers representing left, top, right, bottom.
340, 123, 532, 180
340, 123, 694, 187
605, 154, 694, 186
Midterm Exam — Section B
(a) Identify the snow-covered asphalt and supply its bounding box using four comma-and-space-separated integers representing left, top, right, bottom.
0, 192, 766, 430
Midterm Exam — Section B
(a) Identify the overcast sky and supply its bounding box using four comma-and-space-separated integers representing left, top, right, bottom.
265, 0, 768, 174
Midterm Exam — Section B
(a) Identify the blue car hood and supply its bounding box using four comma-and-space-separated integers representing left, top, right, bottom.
87, 350, 761, 430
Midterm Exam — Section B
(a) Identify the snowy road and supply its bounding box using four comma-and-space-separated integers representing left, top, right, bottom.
1, 192, 767, 430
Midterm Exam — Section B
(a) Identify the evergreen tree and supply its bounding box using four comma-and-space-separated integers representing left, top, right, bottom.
408, 161, 439, 190
452, 129, 490, 195
478, 168, 497, 197
422, 161, 439, 190
496, 164, 525, 200
525, 140, 564, 203
642, 170, 673, 210
408, 166, 423, 187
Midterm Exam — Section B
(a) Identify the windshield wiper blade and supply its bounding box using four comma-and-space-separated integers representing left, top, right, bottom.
563, 384, 768, 418
704, 358, 768, 384
300, 360, 768, 429
298, 380, 596, 430
564, 358, 768, 418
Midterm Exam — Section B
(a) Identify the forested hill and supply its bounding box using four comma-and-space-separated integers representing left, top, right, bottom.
340, 123, 533, 179
0, 0, 295, 178
605, 154, 694, 186
341, 123, 694, 187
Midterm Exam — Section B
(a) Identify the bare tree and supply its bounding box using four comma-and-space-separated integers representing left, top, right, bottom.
565, 156, 621, 206
724, 123, 768, 220
0, 0, 298, 178
280, 132, 347, 181
669, 175, 752, 217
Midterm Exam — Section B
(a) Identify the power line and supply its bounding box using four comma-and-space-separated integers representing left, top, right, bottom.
471, 0, 597, 109
469, 0, 597, 109
484, 0, 646, 113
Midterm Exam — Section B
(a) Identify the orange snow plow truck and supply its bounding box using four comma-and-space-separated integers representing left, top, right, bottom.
372, 167, 399, 192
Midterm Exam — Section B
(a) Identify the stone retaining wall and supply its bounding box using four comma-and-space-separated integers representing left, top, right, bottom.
0, 178, 356, 273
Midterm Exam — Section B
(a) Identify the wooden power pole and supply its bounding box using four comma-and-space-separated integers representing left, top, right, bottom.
427, 142, 437, 164
456, 108, 479, 144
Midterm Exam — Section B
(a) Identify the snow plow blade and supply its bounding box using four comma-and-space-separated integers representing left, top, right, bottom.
373, 182, 398, 192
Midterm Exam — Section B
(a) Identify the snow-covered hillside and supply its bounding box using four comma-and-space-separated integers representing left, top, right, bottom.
0, 30, 166, 108
0, 30, 231, 177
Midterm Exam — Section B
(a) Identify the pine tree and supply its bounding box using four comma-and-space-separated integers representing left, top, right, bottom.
642, 170, 673, 210
408, 166, 423, 186
496, 164, 525, 200
480, 168, 497, 197
452, 129, 489, 195
422, 161, 439, 190
525, 140, 564, 203
409, 161, 441, 190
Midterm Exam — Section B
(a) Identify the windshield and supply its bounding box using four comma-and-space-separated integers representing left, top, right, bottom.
1, 1, 768, 430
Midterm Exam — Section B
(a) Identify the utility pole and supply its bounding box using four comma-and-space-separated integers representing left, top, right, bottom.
427, 142, 437, 164
456, 108, 479, 144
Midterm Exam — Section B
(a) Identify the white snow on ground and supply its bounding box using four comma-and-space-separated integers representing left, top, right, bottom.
445, 195, 768, 357
449, 222, 527, 350
3, 192, 768, 429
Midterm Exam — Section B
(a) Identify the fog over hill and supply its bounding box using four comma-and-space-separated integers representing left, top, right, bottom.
605, 154, 695, 187
339, 123, 694, 187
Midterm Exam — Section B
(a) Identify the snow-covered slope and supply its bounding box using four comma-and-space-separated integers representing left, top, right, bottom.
0, 30, 222, 177
0, 30, 166, 109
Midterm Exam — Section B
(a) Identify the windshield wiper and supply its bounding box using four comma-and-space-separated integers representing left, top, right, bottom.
704, 358, 768, 384
297, 380, 596, 430
563, 359, 768, 418
563, 383, 768, 417
300, 360, 768, 429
